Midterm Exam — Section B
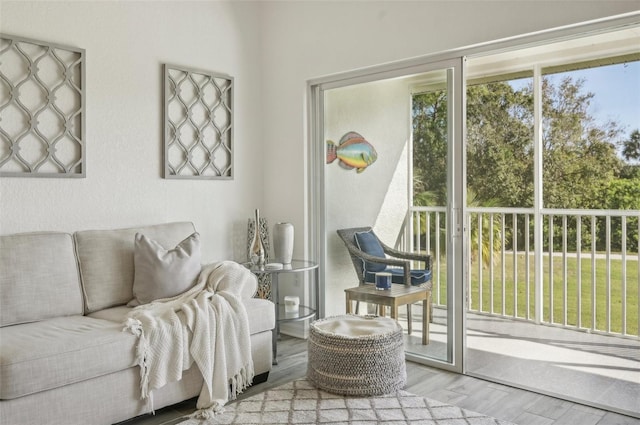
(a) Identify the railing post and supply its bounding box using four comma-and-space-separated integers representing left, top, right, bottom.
533, 64, 543, 325
577, 216, 582, 329
525, 214, 531, 320
606, 215, 611, 333
490, 213, 495, 314
501, 213, 506, 316
478, 213, 483, 312
621, 216, 627, 336
591, 216, 597, 331
562, 214, 568, 326
468, 213, 473, 310
513, 213, 518, 318
435, 212, 441, 305
549, 214, 554, 324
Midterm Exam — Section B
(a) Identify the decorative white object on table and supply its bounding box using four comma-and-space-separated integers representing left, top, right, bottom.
273, 222, 294, 264
265, 262, 283, 270
284, 295, 299, 313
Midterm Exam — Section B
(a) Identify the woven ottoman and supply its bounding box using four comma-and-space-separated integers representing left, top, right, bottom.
307, 314, 406, 396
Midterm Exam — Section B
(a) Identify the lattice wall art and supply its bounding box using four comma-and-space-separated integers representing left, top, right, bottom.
164, 65, 233, 179
0, 34, 85, 177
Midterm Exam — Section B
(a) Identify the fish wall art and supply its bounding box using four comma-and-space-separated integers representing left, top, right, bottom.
326, 131, 378, 173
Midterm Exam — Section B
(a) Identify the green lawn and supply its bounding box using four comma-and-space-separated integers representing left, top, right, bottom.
431, 253, 639, 337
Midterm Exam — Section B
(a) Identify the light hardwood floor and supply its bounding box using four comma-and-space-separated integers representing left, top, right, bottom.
118, 335, 640, 425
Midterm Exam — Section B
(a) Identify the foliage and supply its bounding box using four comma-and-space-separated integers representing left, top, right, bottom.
465, 253, 639, 336
599, 178, 640, 251
541, 76, 622, 209
466, 82, 534, 207
602, 178, 640, 210
412, 91, 448, 204
621, 129, 640, 163
412, 76, 626, 210
467, 189, 502, 265
412, 73, 637, 253
412, 189, 445, 256
413, 189, 503, 264
619, 164, 640, 179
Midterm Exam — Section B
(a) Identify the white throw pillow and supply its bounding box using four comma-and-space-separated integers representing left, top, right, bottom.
129, 232, 202, 306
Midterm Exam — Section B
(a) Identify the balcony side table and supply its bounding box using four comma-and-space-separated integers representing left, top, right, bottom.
345, 284, 431, 345
244, 260, 319, 364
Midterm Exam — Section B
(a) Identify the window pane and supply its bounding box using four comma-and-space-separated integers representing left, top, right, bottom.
412, 89, 447, 207
542, 61, 640, 210
466, 77, 534, 208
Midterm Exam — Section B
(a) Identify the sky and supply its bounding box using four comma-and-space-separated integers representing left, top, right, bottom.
509, 60, 639, 158
554, 61, 640, 139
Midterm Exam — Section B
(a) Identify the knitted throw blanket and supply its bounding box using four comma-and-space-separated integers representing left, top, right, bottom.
124, 261, 256, 418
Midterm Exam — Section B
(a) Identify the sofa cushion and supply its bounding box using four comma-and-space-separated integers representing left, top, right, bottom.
74, 222, 196, 313
0, 315, 137, 400
89, 297, 275, 335
242, 298, 275, 334
130, 232, 202, 306
354, 230, 387, 272
0, 232, 83, 326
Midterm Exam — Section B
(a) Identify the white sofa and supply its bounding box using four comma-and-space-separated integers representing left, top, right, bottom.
0, 222, 275, 425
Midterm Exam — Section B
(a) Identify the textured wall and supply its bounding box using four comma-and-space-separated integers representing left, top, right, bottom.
324, 79, 411, 316
0, 1, 264, 262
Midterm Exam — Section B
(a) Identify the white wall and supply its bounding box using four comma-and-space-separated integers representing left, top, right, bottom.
0, 1, 264, 262
324, 79, 411, 316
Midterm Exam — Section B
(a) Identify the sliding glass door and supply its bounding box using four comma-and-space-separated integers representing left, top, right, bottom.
309, 57, 466, 372
406, 62, 465, 369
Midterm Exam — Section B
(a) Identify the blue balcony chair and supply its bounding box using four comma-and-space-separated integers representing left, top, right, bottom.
336, 226, 432, 334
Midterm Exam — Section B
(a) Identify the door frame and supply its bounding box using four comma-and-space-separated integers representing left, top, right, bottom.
308, 56, 467, 373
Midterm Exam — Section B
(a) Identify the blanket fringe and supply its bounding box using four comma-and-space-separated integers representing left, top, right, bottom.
229, 364, 254, 401
185, 365, 255, 422
188, 403, 224, 420
123, 318, 153, 413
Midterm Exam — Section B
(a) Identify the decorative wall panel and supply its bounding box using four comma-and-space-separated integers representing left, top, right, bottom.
164, 65, 233, 179
0, 35, 85, 177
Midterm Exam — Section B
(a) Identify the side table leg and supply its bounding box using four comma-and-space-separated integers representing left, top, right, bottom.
272, 273, 279, 365
272, 327, 278, 365
422, 293, 430, 345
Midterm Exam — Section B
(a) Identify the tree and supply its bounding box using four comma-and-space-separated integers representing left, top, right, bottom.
541, 76, 622, 209
619, 129, 640, 180
622, 129, 640, 163
599, 178, 640, 252
466, 82, 534, 208
412, 76, 624, 211
412, 91, 448, 205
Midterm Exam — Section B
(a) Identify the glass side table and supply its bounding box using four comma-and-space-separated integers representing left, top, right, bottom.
244, 259, 319, 364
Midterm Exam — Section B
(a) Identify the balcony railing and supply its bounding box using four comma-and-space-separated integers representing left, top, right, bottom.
405, 206, 640, 339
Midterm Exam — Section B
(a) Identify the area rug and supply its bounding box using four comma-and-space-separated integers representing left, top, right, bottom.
181, 379, 515, 424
